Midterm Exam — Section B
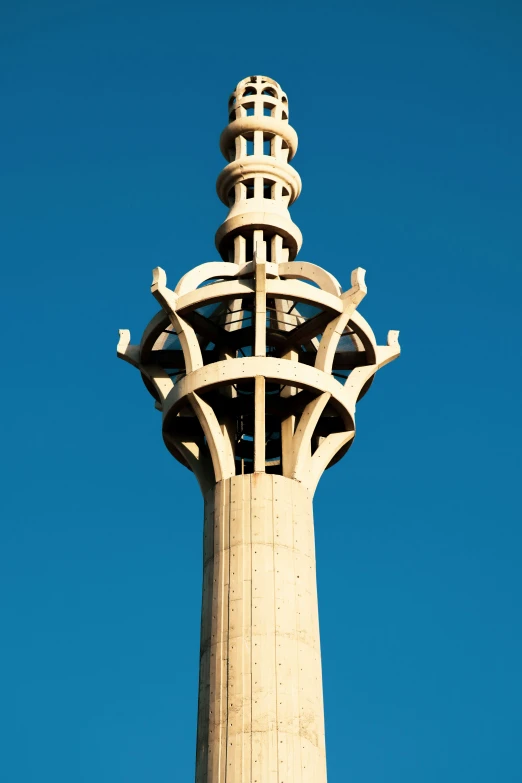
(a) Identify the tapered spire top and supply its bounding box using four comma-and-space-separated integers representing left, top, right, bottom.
215, 76, 302, 264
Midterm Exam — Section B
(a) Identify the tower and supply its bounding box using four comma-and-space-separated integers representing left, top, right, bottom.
118, 75, 400, 782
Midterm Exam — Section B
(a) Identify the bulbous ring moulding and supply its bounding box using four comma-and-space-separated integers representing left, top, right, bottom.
117, 75, 400, 496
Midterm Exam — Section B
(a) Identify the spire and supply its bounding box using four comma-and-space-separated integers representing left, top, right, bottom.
215, 75, 303, 264
117, 74, 401, 783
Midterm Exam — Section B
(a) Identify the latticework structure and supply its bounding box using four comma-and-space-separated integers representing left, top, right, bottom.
118, 75, 400, 783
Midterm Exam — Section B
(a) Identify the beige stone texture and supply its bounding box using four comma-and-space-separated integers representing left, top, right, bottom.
117, 75, 400, 782
196, 473, 326, 783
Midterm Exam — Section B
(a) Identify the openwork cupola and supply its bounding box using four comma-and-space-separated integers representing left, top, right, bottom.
215, 75, 302, 264
117, 76, 400, 495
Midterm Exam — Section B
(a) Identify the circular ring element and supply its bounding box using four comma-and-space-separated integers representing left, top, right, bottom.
220, 117, 298, 160
162, 356, 355, 430
216, 157, 302, 206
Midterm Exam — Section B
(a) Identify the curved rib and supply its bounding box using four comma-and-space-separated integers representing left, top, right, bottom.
307, 430, 356, 496
315, 268, 367, 373
288, 392, 331, 481
175, 262, 241, 296
117, 329, 140, 368
140, 310, 170, 358
141, 363, 175, 402
150, 266, 203, 373
163, 431, 214, 495
172, 313, 204, 373
349, 310, 378, 363
344, 330, 401, 406
278, 261, 342, 297
187, 391, 235, 483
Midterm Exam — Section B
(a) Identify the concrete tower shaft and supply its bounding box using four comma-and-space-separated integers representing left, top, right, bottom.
117, 75, 400, 783
216, 75, 302, 264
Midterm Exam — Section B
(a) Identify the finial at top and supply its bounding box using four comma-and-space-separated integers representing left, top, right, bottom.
215, 76, 302, 265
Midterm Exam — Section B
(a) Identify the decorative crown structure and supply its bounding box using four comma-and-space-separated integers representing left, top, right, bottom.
215, 75, 302, 264
117, 75, 400, 496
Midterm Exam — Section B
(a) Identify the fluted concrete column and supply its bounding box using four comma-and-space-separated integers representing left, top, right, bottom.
196, 473, 327, 783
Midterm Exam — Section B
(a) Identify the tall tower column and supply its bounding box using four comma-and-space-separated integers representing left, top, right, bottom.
196, 474, 326, 783
117, 75, 400, 782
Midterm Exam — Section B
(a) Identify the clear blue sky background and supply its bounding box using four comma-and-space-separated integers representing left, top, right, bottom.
1, 1, 521, 781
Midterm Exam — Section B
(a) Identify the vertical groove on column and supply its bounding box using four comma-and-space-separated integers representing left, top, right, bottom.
294, 480, 303, 783
216, 479, 229, 782
245, 476, 253, 782
225, 478, 231, 782
265, 474, 280, 781
249, 475, 254, 783
196, 491, 212, 782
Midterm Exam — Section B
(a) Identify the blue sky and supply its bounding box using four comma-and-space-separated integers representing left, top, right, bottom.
1, 1, 521, 781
